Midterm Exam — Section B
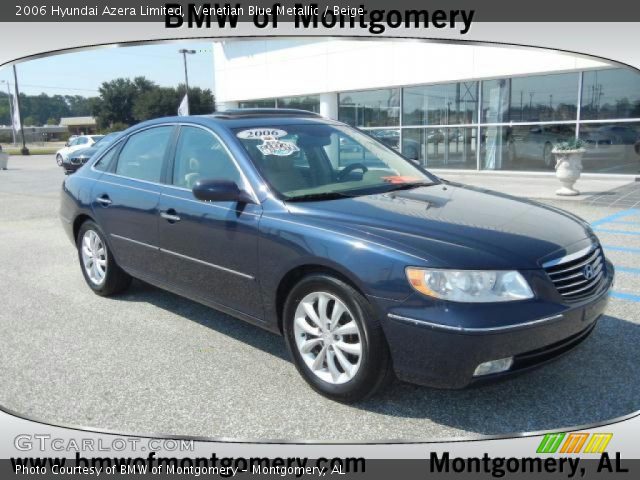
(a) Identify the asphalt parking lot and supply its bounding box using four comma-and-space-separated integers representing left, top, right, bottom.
0, 155, 639, 442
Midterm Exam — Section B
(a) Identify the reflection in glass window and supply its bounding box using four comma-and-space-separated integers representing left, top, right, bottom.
401, 127, 476, 169
482, 79, 510, 124
338, 88, 400, 127
580, 122, 640, 174
425, 128, 477, 169
172, 126, 241, 189
115, 126, 173, 182
403, 82, 478, 126
581, 69, 640, 120
401, 129, 426, 165
239, 99, 276, 108
482, 74, 579, 123
510, 73, 578, 122
481, 124, 575, 171
277, 95, 320, 113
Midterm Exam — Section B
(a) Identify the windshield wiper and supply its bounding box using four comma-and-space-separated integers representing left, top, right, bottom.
287, 191, 352, 202
382, 181, 436, 192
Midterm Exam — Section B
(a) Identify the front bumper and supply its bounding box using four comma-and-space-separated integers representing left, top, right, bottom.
63, 157, 88, 173
376, 261, 614, 389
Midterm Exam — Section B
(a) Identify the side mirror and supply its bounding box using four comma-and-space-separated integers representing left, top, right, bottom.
192, 179, 254, 203
64, 142, 70, 147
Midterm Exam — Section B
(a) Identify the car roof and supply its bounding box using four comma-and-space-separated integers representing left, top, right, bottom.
127, 109, 342, 132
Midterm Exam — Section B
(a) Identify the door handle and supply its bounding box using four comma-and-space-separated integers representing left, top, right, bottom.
96, 195, 112, 206
160, 210, 181, 223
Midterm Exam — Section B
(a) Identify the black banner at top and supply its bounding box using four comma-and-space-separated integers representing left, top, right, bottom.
5, 0, 640, 23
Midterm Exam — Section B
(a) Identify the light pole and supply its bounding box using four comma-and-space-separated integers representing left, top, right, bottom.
178, 49, 196, 113
0, 80, 16, 144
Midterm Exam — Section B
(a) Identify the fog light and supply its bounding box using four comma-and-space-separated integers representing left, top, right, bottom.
473, 357, 513, 377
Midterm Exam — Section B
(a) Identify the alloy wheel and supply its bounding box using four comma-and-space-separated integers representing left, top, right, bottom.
293, 291, 362, 384
81, 230, 107, 286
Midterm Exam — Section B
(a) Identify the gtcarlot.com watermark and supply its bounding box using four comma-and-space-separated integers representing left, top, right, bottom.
14, 434, 194, 453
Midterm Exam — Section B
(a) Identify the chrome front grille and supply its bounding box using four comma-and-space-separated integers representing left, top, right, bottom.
543, 245, 606, 301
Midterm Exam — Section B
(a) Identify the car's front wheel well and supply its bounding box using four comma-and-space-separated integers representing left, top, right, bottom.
73, 214, 94, 242
275, 265, 366, 334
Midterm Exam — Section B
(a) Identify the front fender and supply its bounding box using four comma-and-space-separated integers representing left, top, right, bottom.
258, 213, 420, 328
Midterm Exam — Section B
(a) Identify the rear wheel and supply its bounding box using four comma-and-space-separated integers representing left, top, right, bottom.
77, 220, 131, 296
283, 274, 392, 402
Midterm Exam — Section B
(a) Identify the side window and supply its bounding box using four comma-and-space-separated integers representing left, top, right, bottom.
172, 126, 242, 189
93, 145, 120, 171
115, 126, 173, 183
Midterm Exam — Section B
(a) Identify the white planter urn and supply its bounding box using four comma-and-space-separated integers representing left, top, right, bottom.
553, 148, 584, 196
0, 150, 8, 170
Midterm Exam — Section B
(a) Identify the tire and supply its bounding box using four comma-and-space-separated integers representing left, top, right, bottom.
56, 154, 63, 166
77, 220, 132, 296
543, 142, 553, 167
283, 274, 393, 403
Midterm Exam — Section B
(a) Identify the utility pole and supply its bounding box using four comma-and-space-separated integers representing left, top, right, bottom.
0, 80, 16, 144
178, 49, 196, 113
12, 65, 29, 155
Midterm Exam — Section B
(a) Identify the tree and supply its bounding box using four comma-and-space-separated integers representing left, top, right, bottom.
46, 118, 58, 125
176, 84, 215, 115
132, 87, 180, 121
132, 83, 214, 122
93, 77, 156, 128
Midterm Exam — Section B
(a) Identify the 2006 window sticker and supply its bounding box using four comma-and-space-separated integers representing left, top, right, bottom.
237, 128, 300, 156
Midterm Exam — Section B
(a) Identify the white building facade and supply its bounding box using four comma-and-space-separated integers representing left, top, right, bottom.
213, 38, 640, 175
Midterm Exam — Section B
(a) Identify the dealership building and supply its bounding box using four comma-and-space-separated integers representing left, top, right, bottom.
212, 38, 640, 175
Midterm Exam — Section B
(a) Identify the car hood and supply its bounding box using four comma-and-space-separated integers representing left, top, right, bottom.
285, 183, 593, 269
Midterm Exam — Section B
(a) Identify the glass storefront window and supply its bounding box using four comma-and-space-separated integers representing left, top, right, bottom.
581, 69, 640, 120
510, 73, 578, 122
239, 99, 276, 108
481, 124, 575, 171
401, 127, 477, 169
481, 79, 510, 124
401, 129, 426, 165
338, 88, 400, 127
277, 95, 320, 113
338, 129, 400, 168
403, 82, 478, 126
579, 122, 640, 174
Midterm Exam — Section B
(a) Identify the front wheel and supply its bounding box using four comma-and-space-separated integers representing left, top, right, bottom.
77, 220, 132, 296
56, 154, 63, 166
283, 274, 392, 402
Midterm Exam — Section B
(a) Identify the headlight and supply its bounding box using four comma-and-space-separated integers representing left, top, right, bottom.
406, 268, 533, 303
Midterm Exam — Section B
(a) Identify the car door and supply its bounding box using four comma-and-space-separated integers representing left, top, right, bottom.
157, 125, 263, 319
91, 125, 176, 280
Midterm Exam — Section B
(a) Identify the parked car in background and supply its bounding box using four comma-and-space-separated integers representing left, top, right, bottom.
60, 109, 613, 402
56, 135, 104, 167
509, 125, 575, 168
63, 132, 122, 174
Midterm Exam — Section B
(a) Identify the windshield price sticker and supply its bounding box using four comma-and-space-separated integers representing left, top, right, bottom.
257, 137, 300, 156
237, 128, 288, 139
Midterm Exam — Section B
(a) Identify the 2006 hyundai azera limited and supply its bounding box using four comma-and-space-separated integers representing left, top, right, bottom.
60, 109, 614, 402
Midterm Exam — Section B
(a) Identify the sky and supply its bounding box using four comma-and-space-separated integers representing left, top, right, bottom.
0, 41, 214, 98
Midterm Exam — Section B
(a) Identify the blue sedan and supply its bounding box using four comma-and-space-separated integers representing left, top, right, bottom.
59, 109, 613, 402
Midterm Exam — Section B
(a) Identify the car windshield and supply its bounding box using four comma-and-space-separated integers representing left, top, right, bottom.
94, 132, 119, 147
233, 123, 436, 200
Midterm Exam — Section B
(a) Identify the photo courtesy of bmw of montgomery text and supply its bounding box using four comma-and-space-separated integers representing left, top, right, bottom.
59, 109, 614, 402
